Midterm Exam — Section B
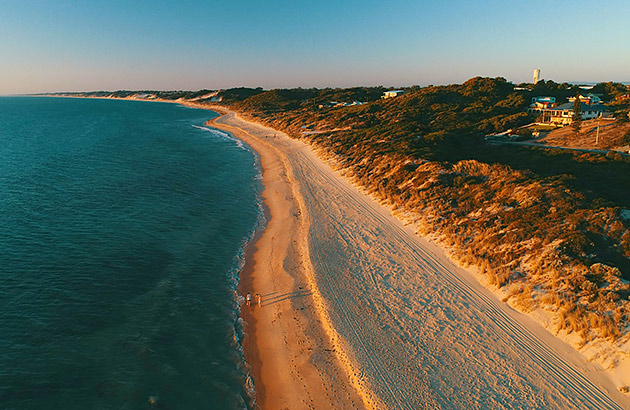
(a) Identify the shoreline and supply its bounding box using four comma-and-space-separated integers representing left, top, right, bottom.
237, 201, 269, 408
206, 106, 269, 408
205, 109, 376, 409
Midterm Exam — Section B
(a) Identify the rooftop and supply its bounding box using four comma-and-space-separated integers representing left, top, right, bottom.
549, 102, 609, 111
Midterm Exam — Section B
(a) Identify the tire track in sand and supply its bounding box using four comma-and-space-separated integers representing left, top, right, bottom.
288, 144, 626, 410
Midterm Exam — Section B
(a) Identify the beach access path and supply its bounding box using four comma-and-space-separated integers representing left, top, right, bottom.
209, 107, 630, 410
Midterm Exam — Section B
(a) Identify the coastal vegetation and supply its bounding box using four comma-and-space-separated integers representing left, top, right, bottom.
56, 79, 630, 352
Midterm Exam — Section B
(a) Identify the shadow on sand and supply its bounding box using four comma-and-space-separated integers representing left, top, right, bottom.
260, 289, 312, 307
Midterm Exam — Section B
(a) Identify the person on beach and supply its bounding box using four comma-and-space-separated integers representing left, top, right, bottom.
246, 293, 251, 307
255, 293, 261, 307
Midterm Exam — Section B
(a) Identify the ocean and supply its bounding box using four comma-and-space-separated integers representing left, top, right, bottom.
0, 97, 263, 409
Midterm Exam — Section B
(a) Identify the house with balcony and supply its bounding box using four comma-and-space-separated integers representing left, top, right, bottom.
528, 96, 556, 115
540, 102, 612, 126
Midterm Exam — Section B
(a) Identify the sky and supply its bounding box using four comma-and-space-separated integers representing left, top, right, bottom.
1, 0, 629, 94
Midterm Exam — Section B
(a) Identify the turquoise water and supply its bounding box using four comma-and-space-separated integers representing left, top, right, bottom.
0, 97, 262, 409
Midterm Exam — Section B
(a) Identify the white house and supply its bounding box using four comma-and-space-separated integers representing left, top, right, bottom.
540, 102, 612, 126
382, 90, 406, 99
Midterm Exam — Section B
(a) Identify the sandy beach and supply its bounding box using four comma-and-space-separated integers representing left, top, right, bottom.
206, 106, 630, 410
207, 108, 375, 409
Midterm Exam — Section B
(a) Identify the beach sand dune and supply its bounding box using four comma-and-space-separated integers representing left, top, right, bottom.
210, 108, 630, 410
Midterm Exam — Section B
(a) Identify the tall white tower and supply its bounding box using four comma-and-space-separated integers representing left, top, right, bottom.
533, 68, 540, 84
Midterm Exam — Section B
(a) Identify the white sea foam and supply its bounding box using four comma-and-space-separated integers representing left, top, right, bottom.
210, 132, 264, 410
192, 125, 247, 150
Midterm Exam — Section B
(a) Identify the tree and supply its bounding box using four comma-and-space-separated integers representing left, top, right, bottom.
572, 94, 582, 136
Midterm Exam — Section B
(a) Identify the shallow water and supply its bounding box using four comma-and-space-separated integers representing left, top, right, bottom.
0, 97, 262, 409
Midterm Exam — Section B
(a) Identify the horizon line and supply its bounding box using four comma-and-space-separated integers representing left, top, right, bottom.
5, 79, 630, 96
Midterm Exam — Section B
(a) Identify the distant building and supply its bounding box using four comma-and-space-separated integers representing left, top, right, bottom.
533, 69, 540, 84
568, 93, 602, 105
318, 101, 365, 109
382, 90, 406, 99
540, 102, 612, 126
318, 101, 337, 109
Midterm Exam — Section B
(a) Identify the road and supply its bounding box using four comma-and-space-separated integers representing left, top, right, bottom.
486, 139, 630, 156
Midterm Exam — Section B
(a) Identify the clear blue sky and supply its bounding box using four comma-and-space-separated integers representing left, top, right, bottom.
1, 0, 629, 94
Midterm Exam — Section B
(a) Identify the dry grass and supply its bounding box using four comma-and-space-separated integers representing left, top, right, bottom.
539, 119, 630, 150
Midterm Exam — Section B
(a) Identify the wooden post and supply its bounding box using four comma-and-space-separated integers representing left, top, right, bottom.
596, 114, 601, 145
